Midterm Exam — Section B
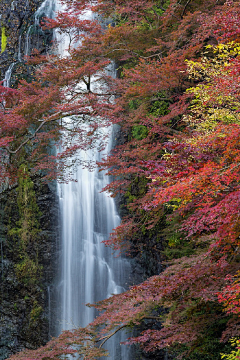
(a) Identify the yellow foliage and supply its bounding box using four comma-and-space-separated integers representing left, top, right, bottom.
221, 338, 240, 360
186, 42, 240, 81
209, 42, 240, 58
1, 27, 7, 53
184, 42, 240, 139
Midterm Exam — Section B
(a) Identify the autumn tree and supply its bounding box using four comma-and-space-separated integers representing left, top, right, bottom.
2, 0, 240, 359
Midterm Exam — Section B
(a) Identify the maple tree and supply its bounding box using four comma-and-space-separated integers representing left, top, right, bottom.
1, 0, 240, 359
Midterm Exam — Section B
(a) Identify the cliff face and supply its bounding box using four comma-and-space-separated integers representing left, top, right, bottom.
0, 2, 58, 358
0, 179, 59, 359
0, 0, 53, 86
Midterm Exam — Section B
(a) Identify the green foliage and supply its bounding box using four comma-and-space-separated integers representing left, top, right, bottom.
129, 99, 140, 110
179, 339, 232, 360
153, 0, 170, 16
125, 176, 148, 203
1, 27, 7, 53
141, 0, 171, 30
130, 93, 169, 140
132, 125, 149, 140
148, 93, 170, 117
161, 213, 196, 259
175, 316, 233, 360
167, 233, 182, 247
162, 237, 195, 259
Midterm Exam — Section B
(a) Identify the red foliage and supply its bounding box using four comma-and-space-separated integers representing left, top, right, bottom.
3, 0, 240, 358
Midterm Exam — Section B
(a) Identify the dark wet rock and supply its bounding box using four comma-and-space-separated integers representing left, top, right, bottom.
0, 0, 53, 84
0, 51, 9, 65
0, 2, 58, 358
0, 180, 59, 359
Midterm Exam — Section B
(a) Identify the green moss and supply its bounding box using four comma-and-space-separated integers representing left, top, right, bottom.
30, 300, 43, 323
6, 166, 45, 331
1, 27, 7, 53
9, 165, 42, 285
15, 256, 42, 285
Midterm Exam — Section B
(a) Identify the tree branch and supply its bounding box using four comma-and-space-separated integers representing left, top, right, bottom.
4, 109, 93, 155
97, 315, 162, 348
98, 325, 127, 348
181, 0, 192, 18
5, 112, 62, 154
104, 48, 163, 60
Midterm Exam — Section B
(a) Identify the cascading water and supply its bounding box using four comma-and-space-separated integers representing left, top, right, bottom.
53, 1, 132, 359
3, 63, 15, 88
18, 34, 22, 62
57, 127, 131, 328
24, 0, 55, 57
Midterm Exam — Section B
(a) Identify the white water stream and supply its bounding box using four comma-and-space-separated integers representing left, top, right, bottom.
53, 1, 132, 359
3, 63, 15, 88
25, 0, 55, 57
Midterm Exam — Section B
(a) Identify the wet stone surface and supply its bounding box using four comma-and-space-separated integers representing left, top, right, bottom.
0, 0, 53, 86
0, 179, 59, 359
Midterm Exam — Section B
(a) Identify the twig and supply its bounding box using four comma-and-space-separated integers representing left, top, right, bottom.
98, 325, 126, 348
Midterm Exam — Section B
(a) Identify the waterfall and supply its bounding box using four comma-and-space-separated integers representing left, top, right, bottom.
24, 25, 32, 57
18, 34, 22, 62
3, 63, 15, 88
57, 126, 132, 358
24, 0, 55, 57
53, 1, 132, 359
57, 130, 130, 329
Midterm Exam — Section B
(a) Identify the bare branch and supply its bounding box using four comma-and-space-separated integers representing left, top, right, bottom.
5, 112, 62, 154
98, 325, 127, 348
97, 315, 162, 348
104, 48, 163, 60
181, 0, 192, 18
158, 5, 181, 21
4, 109, 94, 155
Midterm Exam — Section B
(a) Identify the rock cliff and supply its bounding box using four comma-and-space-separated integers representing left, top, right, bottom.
0, 1, 58, 358
0, 179, 59, 359
0, 0, 53, 87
